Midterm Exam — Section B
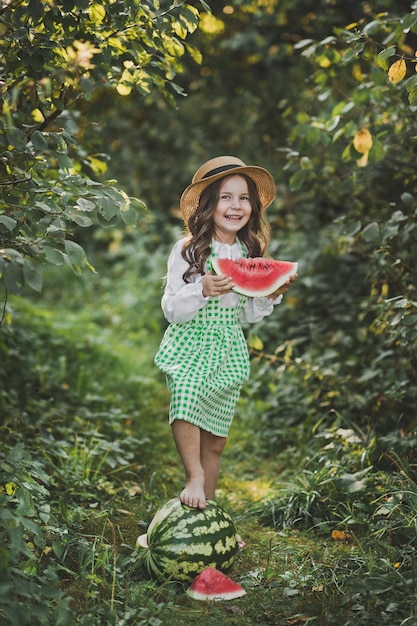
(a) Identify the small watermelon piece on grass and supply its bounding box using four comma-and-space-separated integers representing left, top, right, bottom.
186, 567, 246, 601
136, 498, 239, 582
211, 256, 298, 298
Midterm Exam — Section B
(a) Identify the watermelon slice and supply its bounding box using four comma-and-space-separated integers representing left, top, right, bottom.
211, 256, 298, 298
186, 567, 246, 601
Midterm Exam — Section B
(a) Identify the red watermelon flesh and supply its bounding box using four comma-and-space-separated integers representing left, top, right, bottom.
186, 567, 246, 601
211, 256, 298, 298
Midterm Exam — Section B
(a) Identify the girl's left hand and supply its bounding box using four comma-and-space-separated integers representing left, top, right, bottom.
267, 272, 298, 300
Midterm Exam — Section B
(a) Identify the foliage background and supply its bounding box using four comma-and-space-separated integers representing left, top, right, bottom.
1, 0, 417, 624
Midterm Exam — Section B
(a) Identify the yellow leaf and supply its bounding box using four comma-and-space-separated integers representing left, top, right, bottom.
66, 40, 100, 70
353, 128, 373, 153
388, 58, 407, 83
89, 3, 106, 25
356, 151, 369, 167
86, 156, 108, 175
5, 482, 17, 496
116, 83, 132, 96
32, 108, 44, 123
199, 13, 225, 35
381, 283, 389, 297
248, 334, 264, 351
332, 529, 352, 542
317, 55, 331, 68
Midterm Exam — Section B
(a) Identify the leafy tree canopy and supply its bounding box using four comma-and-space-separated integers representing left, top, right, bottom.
0, 0, 204, 297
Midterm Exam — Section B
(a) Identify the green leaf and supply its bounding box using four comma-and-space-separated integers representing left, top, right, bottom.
30, 130, 48, 151
407, 85, 417, 106
390, 311, 404, 326
6, 128, 27, 150
400, 192, 413, 206
402, 11, 417, 33
369, 138, 385, 162
178, 5, 200, 35
42, 246, 66, 265
341, 142, 354, 162
170, 81, 186, 96
68, 211, 94, 227
64, 240, 87, 267
35, 201, 57, 214
74, 198, 96, 212
362, 222, 380, 242
377, 46, 396, 70
342, 42, 364, 62
119, 203, 138, 226
0, 215, 17, 232
53, 152, 73, 171
289, 169, 307, 191
199, 0, 212, 12
51, 133, 68, 151
130, 197, 148, 213
346, 221, 362, 237
23, 259, 43, 292
389, 296, 408, 309
3, 261, 24, 294
62, 175, 86, 187
293, 38, 314, 50
97, 212, 118, 227
97, 196, 117, 220
362, 19, 383, 36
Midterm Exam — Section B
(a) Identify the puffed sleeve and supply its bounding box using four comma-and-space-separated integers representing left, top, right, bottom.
242, 293, 283, 323
161, 239, 210, 323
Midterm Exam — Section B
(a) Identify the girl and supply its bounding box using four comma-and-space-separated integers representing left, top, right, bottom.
155, 156, 297, 509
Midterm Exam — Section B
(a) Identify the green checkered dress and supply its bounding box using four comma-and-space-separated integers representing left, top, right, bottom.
155, 256, 250, 438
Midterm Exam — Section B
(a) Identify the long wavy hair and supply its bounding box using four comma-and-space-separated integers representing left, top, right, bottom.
181, 174, 271, 283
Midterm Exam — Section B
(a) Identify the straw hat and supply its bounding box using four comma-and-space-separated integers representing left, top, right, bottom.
180, 156, 276, 223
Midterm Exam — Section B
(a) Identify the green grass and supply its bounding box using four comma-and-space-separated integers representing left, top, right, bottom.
1, 264, 417, 625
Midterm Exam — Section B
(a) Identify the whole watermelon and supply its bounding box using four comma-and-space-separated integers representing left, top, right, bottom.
136, 498, 239, 582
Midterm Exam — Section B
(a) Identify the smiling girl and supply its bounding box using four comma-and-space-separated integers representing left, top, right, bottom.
155, 156, 297, 510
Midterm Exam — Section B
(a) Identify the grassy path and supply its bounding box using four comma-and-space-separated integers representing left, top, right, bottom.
4, 292, 415, 625
113, 393, 358, 626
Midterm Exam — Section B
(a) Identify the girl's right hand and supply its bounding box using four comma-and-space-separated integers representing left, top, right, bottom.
202, 272, 234, 297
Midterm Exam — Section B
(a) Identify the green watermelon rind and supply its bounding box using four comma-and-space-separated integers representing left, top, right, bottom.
212, 256, 298, 298
139, 498, 239, 582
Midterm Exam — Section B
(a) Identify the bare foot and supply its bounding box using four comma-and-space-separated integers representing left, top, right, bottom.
180, 476, 206, 509
237, 534, 246, 550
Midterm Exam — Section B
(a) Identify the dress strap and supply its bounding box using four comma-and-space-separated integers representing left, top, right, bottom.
236, 237, 247, 258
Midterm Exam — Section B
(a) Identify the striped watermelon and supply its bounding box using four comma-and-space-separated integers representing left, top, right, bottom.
136, 498, 239, 582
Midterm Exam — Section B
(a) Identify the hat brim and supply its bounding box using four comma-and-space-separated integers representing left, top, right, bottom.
180, 165, 276, 223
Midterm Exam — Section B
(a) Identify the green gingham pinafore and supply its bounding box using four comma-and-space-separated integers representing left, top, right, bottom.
155, 247, 250, 438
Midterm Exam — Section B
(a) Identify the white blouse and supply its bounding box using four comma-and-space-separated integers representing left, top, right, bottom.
161, 238, 283, 324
